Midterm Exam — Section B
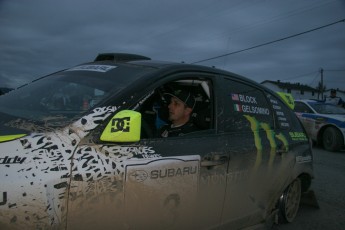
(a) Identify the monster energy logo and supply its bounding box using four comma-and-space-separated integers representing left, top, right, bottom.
244, 115, 288, 151
244, 115, 290, 172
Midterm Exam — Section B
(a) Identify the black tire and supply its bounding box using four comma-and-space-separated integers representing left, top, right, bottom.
278, 178, 301, 223
322, 127, 343, 152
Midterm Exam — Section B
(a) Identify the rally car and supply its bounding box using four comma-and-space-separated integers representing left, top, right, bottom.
0, 53, 313, 229
294, 99, 345, 152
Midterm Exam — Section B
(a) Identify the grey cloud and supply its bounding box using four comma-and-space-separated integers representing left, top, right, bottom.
0, 0, 344, 89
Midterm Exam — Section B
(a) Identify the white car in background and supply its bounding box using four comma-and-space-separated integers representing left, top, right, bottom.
294, 99, 345, 152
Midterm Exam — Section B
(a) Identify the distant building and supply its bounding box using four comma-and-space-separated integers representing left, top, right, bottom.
261, 80, 318, 100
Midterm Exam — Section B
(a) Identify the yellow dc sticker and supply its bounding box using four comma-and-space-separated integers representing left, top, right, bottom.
276, 92, 295, 110
100, 110, 141, 142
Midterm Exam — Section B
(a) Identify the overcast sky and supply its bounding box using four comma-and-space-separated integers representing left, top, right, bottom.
1, 0, 344, 90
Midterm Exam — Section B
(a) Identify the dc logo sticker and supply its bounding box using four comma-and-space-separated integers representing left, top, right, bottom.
111, 117, 130, 132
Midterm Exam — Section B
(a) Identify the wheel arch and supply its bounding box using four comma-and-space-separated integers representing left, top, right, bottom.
298, 173, 312, 193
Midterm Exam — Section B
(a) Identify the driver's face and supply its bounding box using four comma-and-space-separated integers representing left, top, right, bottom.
168, 97, 189, 125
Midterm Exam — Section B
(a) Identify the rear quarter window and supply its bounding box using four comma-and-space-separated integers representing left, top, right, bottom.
294, 101, 314, 113
266, 93, 304, 131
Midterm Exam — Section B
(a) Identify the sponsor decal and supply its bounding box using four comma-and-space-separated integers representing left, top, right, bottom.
272, 105, 281, 110
133, 90, 155, 110
67, 65, 117, 72
124, 156, 200, 221
104, 146, 159, 158
200, 170, 249, 186
276, 111, 285, 116
128, 166, 198, 181
244, 115, 288, 151
125, 157, 200, 183
289, 132, 308, 141
129, 170, 149, 182
111, 117, 130, 132
150, 166, 197, 179
0, 156, 26, 164
280, 122, 290, 127
296, 155, 312, 163
278, 116, 287, 121
244, 115, 290, 172
267, 94, 290, 128
270, 98, 278, 105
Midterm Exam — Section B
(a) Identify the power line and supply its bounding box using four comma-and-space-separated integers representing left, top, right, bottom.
280, 71, 319, 81
192, 18, 345, 64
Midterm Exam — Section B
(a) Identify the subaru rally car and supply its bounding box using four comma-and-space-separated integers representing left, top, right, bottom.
294, 99, 345, 152
0, 53, 313, 229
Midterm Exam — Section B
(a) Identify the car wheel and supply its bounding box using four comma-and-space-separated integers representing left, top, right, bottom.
278, 178, 301, 223
322, 127, 343, 152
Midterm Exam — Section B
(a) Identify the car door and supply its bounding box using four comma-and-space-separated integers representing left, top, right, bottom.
66, 73, 229, 230
125, 74, 228, 229
219, 77, 278, 229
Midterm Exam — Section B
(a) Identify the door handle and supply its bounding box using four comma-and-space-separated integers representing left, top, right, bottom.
201, 155, 228, 167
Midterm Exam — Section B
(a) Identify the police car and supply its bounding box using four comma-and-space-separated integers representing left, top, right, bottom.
0, 53, 313, 229
294, 99, 345, 152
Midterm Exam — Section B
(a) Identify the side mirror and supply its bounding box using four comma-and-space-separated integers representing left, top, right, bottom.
100, 110, 141, 142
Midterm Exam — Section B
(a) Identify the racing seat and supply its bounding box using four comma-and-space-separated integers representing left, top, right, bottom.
192, 104, 211, 130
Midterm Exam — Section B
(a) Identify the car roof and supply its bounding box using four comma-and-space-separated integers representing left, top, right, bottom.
88, 57, 270, 91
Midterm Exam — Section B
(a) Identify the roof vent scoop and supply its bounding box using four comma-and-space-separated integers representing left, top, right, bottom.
94, 53, 151, 62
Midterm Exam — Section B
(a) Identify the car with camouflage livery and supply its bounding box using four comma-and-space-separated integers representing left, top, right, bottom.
0, 53, 314, 229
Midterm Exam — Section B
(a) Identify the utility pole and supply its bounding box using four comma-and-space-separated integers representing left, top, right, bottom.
320, 68, 324, 100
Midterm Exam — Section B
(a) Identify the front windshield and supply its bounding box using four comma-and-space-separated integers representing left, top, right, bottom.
310, 103, 345, 114
0, 72, 115, 126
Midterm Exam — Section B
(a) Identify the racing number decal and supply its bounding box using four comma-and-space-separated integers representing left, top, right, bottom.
111, 117, 130, 133
0, 192, 7, 206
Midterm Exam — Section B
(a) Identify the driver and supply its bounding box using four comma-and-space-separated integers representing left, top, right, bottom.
159, 89, 198, 137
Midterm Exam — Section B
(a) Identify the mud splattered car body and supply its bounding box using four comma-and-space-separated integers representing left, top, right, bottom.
0, 54, 313, 229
